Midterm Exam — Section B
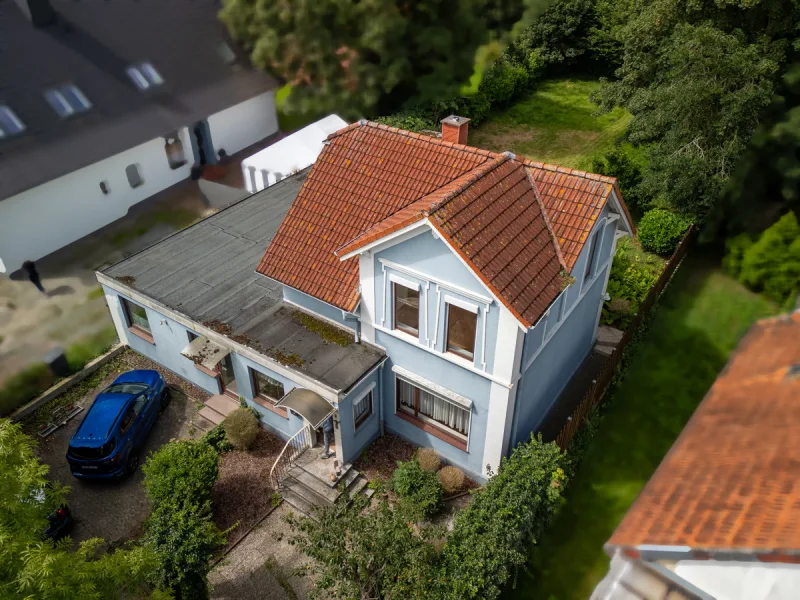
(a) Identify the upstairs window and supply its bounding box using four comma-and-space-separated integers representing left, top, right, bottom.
127, 62, 164, 90
445, 303, 477, 360
45, 85, 91, 118
0, 106, 25, 137
393, 283, 419, 336
584, 231, 600, 280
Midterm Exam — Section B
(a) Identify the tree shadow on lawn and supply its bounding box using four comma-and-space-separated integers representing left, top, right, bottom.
507, 256, 774, 600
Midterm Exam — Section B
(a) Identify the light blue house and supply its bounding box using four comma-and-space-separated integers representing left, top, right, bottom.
97, 117, 632, 501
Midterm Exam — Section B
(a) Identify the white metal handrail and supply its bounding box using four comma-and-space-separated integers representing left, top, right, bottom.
270, 423, 313, 489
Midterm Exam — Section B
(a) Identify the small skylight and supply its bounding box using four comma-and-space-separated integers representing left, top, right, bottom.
127, 62, 164, 90
45, 85, 92, 118
0, 106, 25, 137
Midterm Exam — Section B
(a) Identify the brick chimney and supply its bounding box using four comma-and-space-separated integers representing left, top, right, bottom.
441, 115, 471, 145
14, 0, 56, 26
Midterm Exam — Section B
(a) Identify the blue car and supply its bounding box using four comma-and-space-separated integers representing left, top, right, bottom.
67, 370, 169, 479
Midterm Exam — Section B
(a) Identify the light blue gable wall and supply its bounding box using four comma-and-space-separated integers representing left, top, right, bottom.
104, 285, 221, 394
510, 210, 620, 448
283, 286, 357, 331
230, 353, 304, 439
337, 367, 382, 464
373, 230, 500, 373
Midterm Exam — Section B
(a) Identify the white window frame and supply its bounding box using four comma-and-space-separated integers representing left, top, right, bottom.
352, 383, 376, 431
44, 85, 91, 118
127, 62, 164, 90
443, 297, 479, 362
391, 277, 421, 338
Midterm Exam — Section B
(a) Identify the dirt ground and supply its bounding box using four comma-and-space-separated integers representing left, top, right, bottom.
210, 503, 316, 600
31, 350, 212, 549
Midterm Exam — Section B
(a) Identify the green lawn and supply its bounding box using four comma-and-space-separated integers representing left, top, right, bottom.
470, 78, 632, 170
511, 256, 776, 600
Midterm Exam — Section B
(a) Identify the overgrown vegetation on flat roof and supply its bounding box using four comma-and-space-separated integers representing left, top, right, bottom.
268, 349, 305, 369
291, 310, 353, 346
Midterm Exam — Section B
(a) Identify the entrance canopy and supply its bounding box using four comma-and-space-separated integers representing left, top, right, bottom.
180, 336, 231, 370
276, 388, 335, 428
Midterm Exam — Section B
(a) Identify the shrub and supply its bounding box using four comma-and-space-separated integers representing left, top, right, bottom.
417, 448, 440, 472
0, 363, 55, 416
590, 145, 645, 214
142, 440, 219, 507
201, 424, 233, 454
390, 459, 443, 519
438, 466, 465, 494
602, 238, 665, 328
722, 233, 754, 279
477, 57, 531, 108
637, 209, 691, 255
441, 435, 567, 600
738, 211, 800, 303
222, 407, 259, 450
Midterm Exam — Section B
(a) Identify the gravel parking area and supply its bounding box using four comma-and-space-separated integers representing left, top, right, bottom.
210, 503, 315, 600
31, 350, 212, 548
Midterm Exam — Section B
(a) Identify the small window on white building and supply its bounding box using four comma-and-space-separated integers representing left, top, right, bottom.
44, 85, 92, 118
0, 106, 25, 137
127, 62, 164, 90
164, 135, 186, 169
126, 164, 143, 188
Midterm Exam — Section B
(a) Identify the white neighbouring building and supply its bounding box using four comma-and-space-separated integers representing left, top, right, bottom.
0, 0, 279, 274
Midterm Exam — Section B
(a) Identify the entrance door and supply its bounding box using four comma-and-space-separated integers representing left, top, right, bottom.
216, 355, 238, 398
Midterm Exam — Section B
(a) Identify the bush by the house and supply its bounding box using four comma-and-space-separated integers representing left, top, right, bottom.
590, 145, 645, 214
201, 424, 233, 454
417, 448, 441, 473
390, 459, 443, 519
286, 492, 442, 600
440, 434, 567, 600
143, 440, 225, 599
637, 209, 691, 255
736, 211, 800, 305
222, 407, 259, 450
722, 233, 754, 279
602, 238, 665, 328
438, 466, 466, 494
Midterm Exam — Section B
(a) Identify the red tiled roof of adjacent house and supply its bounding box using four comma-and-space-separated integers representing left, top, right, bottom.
524, 161, 632, 269
608, 311, 800, 559
257, 121, 628, 324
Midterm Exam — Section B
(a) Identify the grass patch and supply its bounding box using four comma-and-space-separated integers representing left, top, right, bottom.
291, 310, 353, 346
111, 207, 200, 248
87, 287, 105, 301
511, 256, 776, 600
64, 326, 118, 371
470, 78, 633, 170
276, 84, 321, 133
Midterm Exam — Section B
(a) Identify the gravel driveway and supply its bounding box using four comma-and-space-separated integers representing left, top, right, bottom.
33, 351, 212, 548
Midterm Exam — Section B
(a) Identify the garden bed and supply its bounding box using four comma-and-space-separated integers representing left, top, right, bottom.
212, 428, 284, 551
353, 433, 416, 482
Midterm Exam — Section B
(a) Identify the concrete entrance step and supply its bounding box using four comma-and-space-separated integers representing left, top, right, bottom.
294, 450, 354, 488
281, 487, 319, 521
206, 394, 239, 416
287, 466, 340, 504
199, 406, 225, 425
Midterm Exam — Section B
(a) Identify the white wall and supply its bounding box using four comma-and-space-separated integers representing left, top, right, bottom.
0, 128, 192, 273
207, 90, 278, 157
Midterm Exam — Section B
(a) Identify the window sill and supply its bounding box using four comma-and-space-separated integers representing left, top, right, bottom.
395, 411, 468, 452
193, 363, 218, 377
253, 395, 288, 418
127, 326, 154, 345
445, 350, 476, 369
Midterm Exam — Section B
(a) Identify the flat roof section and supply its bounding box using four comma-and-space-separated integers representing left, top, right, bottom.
103, 170, 385, 393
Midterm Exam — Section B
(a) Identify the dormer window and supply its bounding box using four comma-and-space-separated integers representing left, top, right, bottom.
127, 62, 164, 90
393, 282, 419, 336
44, 85, 91, 118
0, 106, 25, 137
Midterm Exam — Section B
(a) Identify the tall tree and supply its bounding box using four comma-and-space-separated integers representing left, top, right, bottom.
597, 0, 799, 222
0, 420, 160, 599
220, 0, 489, 118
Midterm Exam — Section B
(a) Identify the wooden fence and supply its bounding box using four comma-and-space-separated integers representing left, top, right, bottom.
554, 227, 695, 451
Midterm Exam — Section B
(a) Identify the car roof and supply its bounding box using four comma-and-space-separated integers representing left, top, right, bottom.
70, 392, 134, 446
113, 369, 160, 387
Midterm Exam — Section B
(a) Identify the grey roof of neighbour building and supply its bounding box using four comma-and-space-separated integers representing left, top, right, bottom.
102, 171, 385, 393
0, 0, 278, 200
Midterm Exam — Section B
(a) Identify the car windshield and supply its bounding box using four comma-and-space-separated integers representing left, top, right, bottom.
68, 439, 116, 460
105, 383, 148, 395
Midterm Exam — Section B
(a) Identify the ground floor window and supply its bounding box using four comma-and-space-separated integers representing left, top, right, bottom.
121, 298, 150, 333
396, 377, 470, 441
353, 390, 373, 430
251, 368, 284, 403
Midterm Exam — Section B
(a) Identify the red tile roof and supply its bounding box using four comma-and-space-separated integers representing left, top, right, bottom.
608, 312, 800, 559
257, 121, 628, 325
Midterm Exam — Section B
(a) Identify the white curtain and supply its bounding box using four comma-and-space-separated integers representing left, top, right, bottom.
419, 389, 469, 436
354, 392, 371, 421
399, 380, 415, 410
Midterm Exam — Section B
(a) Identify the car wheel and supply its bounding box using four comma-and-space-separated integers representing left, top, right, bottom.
160, 387, 171, 411
127, 452, 140, 474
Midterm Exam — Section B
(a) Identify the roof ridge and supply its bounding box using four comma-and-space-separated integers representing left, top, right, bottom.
428, 153, 512, 214
526, 168, 568, 272
521, 156, 618, 185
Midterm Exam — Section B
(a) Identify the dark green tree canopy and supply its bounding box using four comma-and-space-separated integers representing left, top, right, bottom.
220, 0, 490, 117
